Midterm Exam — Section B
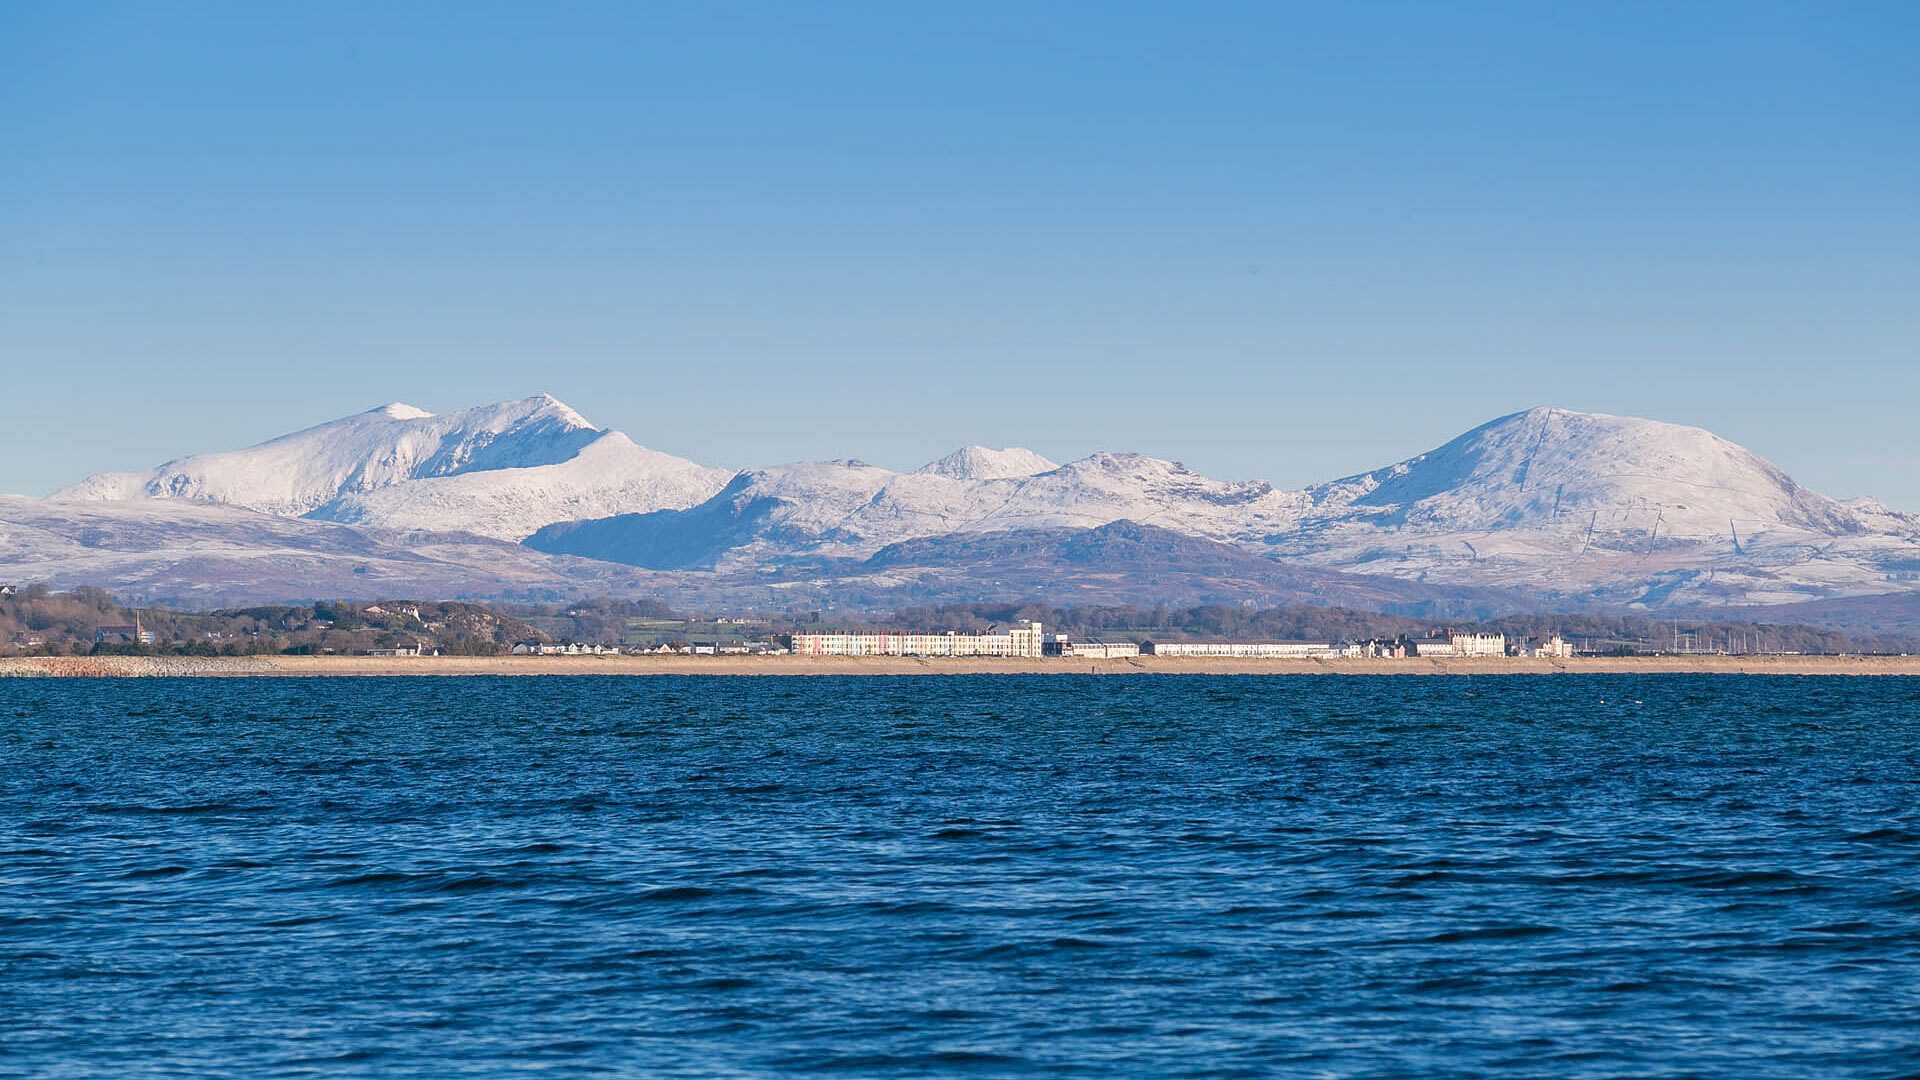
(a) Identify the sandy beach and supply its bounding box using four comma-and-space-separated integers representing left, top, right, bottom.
3, 653, 1919, 678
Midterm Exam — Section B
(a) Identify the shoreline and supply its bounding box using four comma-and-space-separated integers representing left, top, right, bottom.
3, 654, 1919, 678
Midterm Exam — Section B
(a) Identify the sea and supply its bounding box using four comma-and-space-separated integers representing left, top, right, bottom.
3, 675, 1918, 1078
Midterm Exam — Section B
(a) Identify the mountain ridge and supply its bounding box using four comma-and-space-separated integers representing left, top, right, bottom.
54, 394, 733, 540
32, 395, 1920, 614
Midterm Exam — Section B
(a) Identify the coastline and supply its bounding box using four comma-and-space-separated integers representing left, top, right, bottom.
3, 653, 1919, 678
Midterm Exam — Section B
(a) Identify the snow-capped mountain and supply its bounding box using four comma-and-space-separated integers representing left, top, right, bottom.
1300, 407, 1860, 538
1262, 407, 1916, 607
915, 446, 1059, 481
526, 406, 1920, 609
54, 395, 731, 540
525, 449, 1311, 569
23, 396, 1920, 614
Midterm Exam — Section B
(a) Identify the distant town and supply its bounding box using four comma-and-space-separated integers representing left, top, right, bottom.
2, 585, 1908, 661
789, 622, 1570, 660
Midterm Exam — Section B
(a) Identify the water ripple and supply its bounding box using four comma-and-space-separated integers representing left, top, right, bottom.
3, 674, 1919, 1077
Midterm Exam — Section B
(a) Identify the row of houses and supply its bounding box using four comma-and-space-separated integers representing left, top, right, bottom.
509, 640, 784, 656
510, 641, 622, 656
1045, 639, 1369, 659
783, 626, 1581, 661
1046, 631, 1577, 660
1144, 633, 1575, 659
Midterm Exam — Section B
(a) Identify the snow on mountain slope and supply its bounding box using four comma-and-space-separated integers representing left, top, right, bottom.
525, 405, 1920, 609
1302, 407, 1860, 539
527, 451, 1311, 568
27, 396, 1920, 612
0, 495, 638, 607
1007, 453, 1308, 540
306, 432, 732, 540
915, 446, 1059, 481
52, 395, 730, 539
1262, 407, 1917, 607
1844, 497, 1920, 538
56, 396, 601, 514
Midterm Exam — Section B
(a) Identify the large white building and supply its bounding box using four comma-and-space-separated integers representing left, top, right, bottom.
788, 621, 1046, 658
1145, 640, 1355, 659
1064, 641, 1141, 659
1413, 633, 1507, 658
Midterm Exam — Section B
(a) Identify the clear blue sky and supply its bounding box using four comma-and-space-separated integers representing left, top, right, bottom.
4, 2, 1915, 503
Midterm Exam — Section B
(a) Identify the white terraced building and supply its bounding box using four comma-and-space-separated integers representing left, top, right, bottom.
788, 621, 1046, 658
1412, 633, 1507, 658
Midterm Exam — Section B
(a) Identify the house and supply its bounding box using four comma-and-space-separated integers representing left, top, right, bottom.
94, 624, 155, 645
366, 642, 432, 657
8, 632, 46, 649
1523, 635, 1576, 659
0, 584, 18, 598
1046, 637, 1141, 659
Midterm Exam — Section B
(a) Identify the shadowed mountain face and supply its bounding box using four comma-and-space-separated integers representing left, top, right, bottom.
773, 521, 1533, 618
0, 495, 645, 608
861, 519, 1285, 573
524, 475, 788, 571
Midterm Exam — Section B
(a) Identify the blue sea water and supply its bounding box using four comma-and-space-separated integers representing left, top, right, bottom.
3, 675, 1918, 1078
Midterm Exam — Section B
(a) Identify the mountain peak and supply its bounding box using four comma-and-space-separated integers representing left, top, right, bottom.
1309, 405, 1855, 537
916, 445, 1059, 481
47, 393, 720, 528
374, 402, 434, 420
492, 393, 595, 430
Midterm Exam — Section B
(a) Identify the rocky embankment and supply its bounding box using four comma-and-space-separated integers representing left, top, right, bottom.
0, 656, 280, 678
